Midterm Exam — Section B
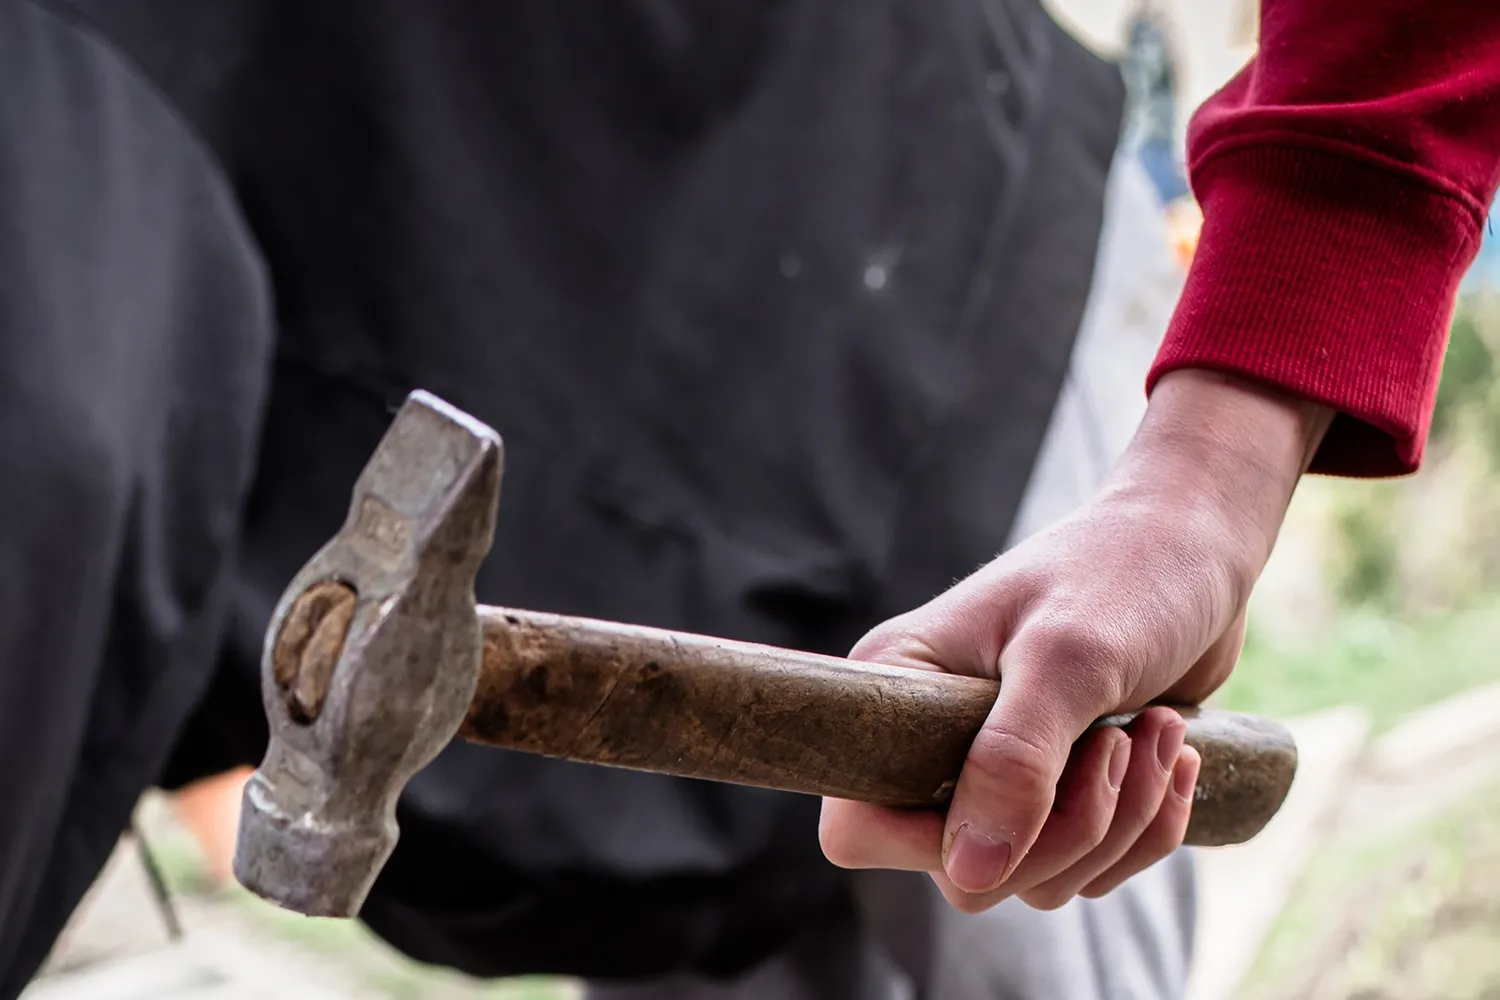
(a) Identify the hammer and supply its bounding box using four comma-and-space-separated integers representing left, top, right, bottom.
233, 391, 1298, 918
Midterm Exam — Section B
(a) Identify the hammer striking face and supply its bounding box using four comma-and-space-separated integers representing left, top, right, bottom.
233, 391, 503, 917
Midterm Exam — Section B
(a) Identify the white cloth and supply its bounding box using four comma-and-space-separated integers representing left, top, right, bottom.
1009, 147, 1186, 545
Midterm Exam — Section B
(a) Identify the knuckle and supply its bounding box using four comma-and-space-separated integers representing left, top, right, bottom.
1140, 796, 1192, 860
934, 874, 1007, 915
1078, 799, 1115, 852
1013, 617, 1134, 712
1143, 812, 1189, 860
848, 617, 937, 666
1019, 885, 1074, 912
1079, 878, 1119, 900
948, 887, 999, 915
966, 727, 1057, 801
1099, 831, 1182, 891
1135, 704, 1183, 734
817, 812, 861, 869
1025, 615, 1135, 677
1110, 797, 1156, 841
1116, 764, 1169, 826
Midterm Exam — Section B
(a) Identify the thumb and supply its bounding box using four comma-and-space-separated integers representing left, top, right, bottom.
940, 625, 1122, 894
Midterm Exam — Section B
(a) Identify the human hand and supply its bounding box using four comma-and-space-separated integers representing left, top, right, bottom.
819, 370, 1332, 912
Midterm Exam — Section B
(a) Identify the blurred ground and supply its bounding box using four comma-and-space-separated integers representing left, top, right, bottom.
1241, 774, 1500, 1000
29, 802, 578, 1000
1226, 594, 1500, 736
1214, 596, 1500, 1000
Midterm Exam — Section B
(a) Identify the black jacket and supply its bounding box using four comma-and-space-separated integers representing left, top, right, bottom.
0, 0, 1123, 993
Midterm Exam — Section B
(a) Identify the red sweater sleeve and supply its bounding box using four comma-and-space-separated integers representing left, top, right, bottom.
1146, 0, 1500, 476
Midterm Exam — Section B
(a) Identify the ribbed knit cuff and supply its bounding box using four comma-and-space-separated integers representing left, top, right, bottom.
1148, 144, 1484, 477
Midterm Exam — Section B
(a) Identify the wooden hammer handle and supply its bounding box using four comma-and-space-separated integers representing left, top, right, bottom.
460, 607, 1297, 847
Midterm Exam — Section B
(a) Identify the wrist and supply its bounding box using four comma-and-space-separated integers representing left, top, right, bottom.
1106, 369, 1334, 571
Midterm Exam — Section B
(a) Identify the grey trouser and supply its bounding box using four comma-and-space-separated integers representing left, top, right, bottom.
586, 850, 1195, 1000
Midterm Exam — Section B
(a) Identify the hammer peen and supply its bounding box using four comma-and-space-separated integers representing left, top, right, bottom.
233, 391, 1298, 919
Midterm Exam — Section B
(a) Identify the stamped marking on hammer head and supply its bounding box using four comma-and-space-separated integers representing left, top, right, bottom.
233, 390, 503, 917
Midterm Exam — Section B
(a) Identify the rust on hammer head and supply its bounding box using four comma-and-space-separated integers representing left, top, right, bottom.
233, 390, 503, 918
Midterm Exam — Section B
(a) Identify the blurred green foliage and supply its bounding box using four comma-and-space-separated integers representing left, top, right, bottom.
1225, 293, 1500, 727
1318, 295, 1500, 612
1223, 596, 1500, 731
1327, 487, 1400, 609
1429, 306, 1494, 441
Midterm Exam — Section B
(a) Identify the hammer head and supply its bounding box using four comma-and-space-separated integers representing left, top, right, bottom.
233, 390, 502, 917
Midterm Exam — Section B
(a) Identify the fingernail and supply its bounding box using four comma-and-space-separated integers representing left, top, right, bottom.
1107, 736, 1130, 792
1157, 720, 1186, 774
944, 824, 1013, 893
1173, 757, 1198, 802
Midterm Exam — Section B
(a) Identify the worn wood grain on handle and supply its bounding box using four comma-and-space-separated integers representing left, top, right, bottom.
459, 607, 1297, 847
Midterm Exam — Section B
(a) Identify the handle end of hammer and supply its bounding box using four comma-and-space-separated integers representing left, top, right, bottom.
1175, 706, 1298, 848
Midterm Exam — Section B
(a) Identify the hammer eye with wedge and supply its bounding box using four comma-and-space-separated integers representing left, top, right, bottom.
233, 391, 1297, 918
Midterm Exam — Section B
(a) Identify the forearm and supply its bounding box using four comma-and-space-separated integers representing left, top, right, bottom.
1106, 370, 1333, 588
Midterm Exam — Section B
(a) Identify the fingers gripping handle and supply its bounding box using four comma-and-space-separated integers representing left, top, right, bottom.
463, 609, 1296, 848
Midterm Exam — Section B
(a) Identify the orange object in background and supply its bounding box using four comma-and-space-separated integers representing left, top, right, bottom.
1164, 196, 1203, 270
170, 767, 252, 886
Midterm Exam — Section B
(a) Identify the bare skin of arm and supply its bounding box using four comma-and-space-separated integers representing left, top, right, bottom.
820, 369, 1333, 911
